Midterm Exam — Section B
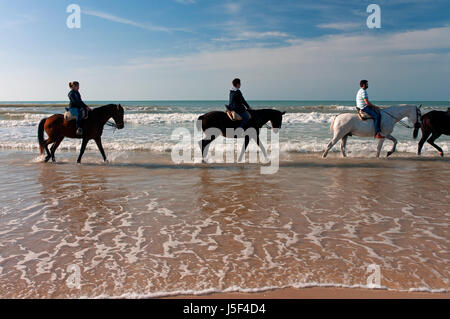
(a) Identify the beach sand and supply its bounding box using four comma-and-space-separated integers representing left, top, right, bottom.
0, 150, 448, 298
168, 287, 449, 299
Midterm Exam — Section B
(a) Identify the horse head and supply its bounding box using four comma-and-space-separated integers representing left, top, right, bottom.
112, 104, 125, 129
269, 110, 286, 132
412, 104, 422, 139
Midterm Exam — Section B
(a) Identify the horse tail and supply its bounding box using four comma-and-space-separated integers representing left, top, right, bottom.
413, 125, 420, 139
197, 115, 204, 132
330, 115, 337, 132
38, 118, 47, 155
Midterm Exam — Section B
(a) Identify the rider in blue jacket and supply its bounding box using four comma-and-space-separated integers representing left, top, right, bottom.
229, 78, 252, 129
68, 81, 90, 136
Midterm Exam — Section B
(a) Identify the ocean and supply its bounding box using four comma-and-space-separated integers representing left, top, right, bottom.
0, 100, 449, 156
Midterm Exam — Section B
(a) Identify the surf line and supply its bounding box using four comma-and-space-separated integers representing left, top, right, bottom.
183, 303, 217, 317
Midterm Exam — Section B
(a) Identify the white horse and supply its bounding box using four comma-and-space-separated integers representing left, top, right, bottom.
323, 104, 421, 158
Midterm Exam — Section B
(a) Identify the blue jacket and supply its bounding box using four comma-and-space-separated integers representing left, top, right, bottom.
68, 90, 89, 109
229, 89, 250, 114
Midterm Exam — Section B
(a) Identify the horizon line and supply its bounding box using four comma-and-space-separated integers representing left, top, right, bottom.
0, 99, 448, 103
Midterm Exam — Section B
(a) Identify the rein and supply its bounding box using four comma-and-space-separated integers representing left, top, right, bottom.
106, 121, 118, 128
381, 110, 413, 128
380, 105, 421, 129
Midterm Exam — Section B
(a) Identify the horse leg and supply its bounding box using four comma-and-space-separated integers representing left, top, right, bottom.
323, 131, 346, 158
238, 135, 250, 163
77, 138, 89, 164
50, 137, 64, 162
43, 138, 53, 163
94, 137, 107, 162
201, 135, 216, 160
418, 130, 431, 156
340, 135, 348, 158
427, 133, 443, 157
256, 135, 269, 162
376, 138, 385, 158
386, 135, 397, 157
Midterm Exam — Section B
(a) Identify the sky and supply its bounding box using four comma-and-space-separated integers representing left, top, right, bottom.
0, 0, 449, 101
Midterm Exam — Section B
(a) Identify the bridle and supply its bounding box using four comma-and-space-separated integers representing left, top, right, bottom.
381, 104, 422, 129
414, 106, 422, 129
113, 104, 124, 128
106, 104, 124, 129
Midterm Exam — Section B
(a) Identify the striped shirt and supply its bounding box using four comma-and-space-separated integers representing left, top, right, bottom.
356, 88, 368, 110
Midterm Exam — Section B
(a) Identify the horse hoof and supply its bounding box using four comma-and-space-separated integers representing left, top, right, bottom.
44, 156, 51, 163
440, 152, 444, 157
387, 152, 393, 157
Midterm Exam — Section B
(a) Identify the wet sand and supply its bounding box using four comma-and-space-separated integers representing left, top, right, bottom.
0, 150, 448, 298
169, 287, 449, 299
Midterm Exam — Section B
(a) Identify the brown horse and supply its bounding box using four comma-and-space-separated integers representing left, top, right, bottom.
38, 104, 124, 163
416, 109, 450, 157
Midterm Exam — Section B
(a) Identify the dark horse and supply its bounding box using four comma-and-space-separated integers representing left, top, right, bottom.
38, 104, 125, 163
416, 109, 450, 157
198, 109, 286, 159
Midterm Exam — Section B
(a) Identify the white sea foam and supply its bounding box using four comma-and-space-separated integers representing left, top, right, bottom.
1, 138, 448, 155
83, 283, 448, 299
0, 111, 337, 126
283, 112, 334, 124
124, 113, 201, 124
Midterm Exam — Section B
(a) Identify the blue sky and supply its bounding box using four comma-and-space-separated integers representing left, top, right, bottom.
0, 0, 449, 100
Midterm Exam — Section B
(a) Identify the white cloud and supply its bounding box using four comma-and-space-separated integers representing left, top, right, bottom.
3, 26, 449, 100
119, 27, 450, 70
212, 31, 289, 42
174, 0, 196, 4
0, 14, 34, 29
83, 9, 178, 33
224, 3, 241, 14
317, 22, 361, 31
98, 26, 450, 100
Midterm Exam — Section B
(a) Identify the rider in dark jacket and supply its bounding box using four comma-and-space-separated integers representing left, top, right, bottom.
68, 81, 90, 135
228, 78, 252, 129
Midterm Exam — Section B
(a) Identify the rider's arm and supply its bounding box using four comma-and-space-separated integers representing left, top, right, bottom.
76, 91, 91, 110
364, 98, 377, 109
240, 91, 251, 110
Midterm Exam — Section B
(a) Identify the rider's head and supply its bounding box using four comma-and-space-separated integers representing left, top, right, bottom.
360, 80, 368, 89
232, 78, 241, 89
69, 81, 80, 91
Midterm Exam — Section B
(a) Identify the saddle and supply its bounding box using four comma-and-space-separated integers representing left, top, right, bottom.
64, 108, 88, 122
225, 105, 251, 121
357, 110, 373, 121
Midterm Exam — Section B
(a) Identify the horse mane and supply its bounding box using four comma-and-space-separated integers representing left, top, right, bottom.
384, 104, 416, 111
91, 104, 117, 114
250, 108, 282, 116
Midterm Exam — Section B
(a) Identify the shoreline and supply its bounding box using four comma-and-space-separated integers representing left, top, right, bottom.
167, 287, 450, 299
